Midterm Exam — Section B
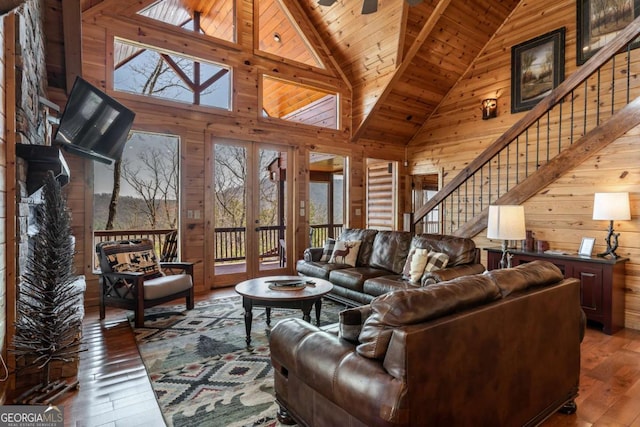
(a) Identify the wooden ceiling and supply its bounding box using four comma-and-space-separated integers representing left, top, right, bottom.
296, 0, 521, 145
60, 0, 520, 147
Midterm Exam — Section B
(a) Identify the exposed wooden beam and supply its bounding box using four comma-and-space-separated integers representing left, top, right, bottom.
280, 0, 352, 91
62, 0, 82, 92
455, 96, 640, 238
351, 0, 451, 142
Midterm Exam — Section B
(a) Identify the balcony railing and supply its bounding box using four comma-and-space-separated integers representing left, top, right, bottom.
310, 224, 344, 247
93, 226, 287, 269
94, 224, 345, 270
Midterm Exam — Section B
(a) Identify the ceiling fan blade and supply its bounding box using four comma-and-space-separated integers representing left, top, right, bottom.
361, 0, 377, 14
406, 0, 423, 5
317, 0, 337, 6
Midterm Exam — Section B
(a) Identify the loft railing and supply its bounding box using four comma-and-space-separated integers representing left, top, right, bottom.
413, 16, 640, 236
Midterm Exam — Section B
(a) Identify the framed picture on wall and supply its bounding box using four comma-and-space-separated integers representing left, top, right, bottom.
577, 0, 640, 65
511, 28, 566, 113
578, 237, 596, 256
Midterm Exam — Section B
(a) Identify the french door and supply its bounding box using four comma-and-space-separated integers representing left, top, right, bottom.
212, 138, 291, 285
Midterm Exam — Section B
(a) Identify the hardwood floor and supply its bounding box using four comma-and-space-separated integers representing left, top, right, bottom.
53, 289, 640, 426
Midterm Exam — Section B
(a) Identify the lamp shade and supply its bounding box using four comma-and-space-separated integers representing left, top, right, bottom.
487, 205, 526, 240
592, 192, 631, 220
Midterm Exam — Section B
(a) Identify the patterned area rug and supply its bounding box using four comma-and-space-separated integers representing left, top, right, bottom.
131, 296, 344, 427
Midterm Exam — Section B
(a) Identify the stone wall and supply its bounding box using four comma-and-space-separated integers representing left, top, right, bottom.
14, 0, 47, 146
8, 0, 53, 393
13, 0, 48, 280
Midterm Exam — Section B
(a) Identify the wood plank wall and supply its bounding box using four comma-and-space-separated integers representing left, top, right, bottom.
408, 0, 640, 330
0, 15, 7, 404
64, 0, 406, 305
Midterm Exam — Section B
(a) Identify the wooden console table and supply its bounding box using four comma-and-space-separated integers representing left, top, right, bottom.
485, 248, 628, 335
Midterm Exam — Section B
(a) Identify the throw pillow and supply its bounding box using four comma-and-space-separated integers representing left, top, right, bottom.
424, 251, 449, 272
319, 238, 336, 262
101, 239, 162, 278
328, 240, 362, 267
402, 248, 429, 283
339, 305, 373, 343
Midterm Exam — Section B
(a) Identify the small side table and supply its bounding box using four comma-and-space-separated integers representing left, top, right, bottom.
484, 248, 628, 334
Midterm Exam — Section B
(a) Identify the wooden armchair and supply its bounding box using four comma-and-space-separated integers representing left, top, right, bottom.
95, 238, 194, 328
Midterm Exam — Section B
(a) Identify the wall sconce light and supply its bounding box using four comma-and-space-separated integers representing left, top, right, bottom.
482, 98, 497, 120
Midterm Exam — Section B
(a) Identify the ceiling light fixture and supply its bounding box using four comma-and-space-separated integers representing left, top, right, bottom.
273, 33, 281, 43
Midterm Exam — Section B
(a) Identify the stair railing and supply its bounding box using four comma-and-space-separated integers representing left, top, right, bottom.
413, 16, 640, 236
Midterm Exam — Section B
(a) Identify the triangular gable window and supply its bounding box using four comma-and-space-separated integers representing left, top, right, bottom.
258, 0, 325, 69
138, 0, 236, 43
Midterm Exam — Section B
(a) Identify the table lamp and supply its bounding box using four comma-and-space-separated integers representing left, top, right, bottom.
592, 192, 630, 258
487, 205, 526, 268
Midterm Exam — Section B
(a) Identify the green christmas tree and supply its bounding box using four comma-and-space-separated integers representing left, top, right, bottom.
12, 171, 82, 387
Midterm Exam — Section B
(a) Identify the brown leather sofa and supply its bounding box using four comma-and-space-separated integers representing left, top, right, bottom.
271, 261, 583, 427
296, 228, 485, 306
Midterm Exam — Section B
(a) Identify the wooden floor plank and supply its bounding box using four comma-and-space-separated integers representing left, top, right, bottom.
47, 289, 640, 426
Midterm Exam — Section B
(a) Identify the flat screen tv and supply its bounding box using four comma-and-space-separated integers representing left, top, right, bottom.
54, 77, 135, 165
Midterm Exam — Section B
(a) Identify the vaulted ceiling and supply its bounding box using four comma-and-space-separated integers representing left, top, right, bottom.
54, 0, 520, 146
296, 0, 520, 145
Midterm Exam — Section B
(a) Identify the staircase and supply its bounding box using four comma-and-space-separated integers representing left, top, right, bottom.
413, 16, 640, 237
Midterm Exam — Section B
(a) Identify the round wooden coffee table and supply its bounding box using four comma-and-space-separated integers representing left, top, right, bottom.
234, 275, 333, 346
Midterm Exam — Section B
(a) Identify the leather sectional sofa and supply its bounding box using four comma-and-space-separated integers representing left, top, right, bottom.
271, 261, 583, 427
296, 228, 486, 306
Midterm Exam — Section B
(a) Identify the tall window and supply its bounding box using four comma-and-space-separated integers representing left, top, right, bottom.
114, 38, 232, 110
93, 131, 180, 263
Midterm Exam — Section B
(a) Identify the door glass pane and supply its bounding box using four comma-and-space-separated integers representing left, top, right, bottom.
309, 152, 346, 247
309, 182, 328, 247
214, 143, 247, 274
332, 173, 344, 225
258, 148, 287, 271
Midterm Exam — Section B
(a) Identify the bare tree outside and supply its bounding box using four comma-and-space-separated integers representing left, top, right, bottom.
94, 132, 179, 231
113, 39, 230, 109
214, 144, 247, 229
105, 157, 122, 230
213, 144, 278, 229
121, 141, 179, 229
